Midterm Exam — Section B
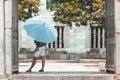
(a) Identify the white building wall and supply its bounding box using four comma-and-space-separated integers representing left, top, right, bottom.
63, 24, 91, 53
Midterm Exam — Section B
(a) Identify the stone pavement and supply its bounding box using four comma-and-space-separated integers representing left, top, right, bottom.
5, 60, 113, 80
14, 60, 114, 80
19, 60, 102, 72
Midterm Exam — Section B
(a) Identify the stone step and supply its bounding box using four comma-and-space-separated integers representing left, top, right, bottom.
78, 59, 106, 63
11, 72, 114, 80
19, 59, 78, 63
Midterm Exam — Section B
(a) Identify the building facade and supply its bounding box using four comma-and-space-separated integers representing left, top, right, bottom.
20, 0, 105, 56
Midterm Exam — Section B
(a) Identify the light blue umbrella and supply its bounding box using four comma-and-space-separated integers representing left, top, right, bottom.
23, 16, 57, 43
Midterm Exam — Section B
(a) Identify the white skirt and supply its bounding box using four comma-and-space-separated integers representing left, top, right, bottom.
34, 46, 46, 57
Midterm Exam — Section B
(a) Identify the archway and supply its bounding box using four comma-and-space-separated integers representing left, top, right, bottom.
0, 0, 120, 75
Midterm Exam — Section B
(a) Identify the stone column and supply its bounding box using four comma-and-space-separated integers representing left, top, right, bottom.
106, 0, 120, 74
98, 28, 100, 48
102, 28, 105, 48
0, 0, 18, 75
105, 0, 115, 73
0, 0, 5, 75
59, 27, 62, 48
93, 27, 96, 48
4, 0, 13, 74
114, 0, 120, 74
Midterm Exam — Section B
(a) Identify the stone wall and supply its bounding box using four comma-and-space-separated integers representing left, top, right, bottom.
19, 48, 105, 60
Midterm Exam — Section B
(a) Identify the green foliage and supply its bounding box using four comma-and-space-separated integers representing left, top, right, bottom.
18, 0, 41, 21
91, 0, 105, 24
49, 0, 105, 27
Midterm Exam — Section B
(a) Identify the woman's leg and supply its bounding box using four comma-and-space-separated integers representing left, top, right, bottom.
26, 57, 37, 72
39, 56, 45, 72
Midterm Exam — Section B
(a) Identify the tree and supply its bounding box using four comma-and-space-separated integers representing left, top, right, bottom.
48, 0, 105, 27
18, 0, 41, 21
91, 0, 105, 24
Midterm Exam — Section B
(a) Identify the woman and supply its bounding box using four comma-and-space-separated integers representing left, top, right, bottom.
26, 40, 46, 72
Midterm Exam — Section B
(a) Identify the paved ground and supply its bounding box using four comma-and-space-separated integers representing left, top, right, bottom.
14, 60, 113, 80
19, 60, 104, 72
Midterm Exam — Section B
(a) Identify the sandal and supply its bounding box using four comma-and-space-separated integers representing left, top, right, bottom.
39, 69, 44, 72
26, 70, 31, 72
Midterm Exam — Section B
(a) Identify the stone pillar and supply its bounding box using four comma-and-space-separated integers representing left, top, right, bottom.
59, 27, 61, 48
98, 28, 100, 48
0, 0, 5, 75
102, 28, 105, 48
0, 0, 18, 75
93, 27, 96, 48
105, 0, 115, 73
106, 0, 120, 74
114, 0, 120, 74
4, 0, 13, 74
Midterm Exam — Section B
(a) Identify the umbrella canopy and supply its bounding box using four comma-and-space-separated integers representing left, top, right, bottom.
23, 16, 57, 43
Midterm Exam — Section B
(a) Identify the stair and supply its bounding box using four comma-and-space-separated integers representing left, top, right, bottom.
11, 72, 114, 80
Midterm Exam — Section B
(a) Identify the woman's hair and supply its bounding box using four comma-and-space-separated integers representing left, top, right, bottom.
34, 40, 46, 46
